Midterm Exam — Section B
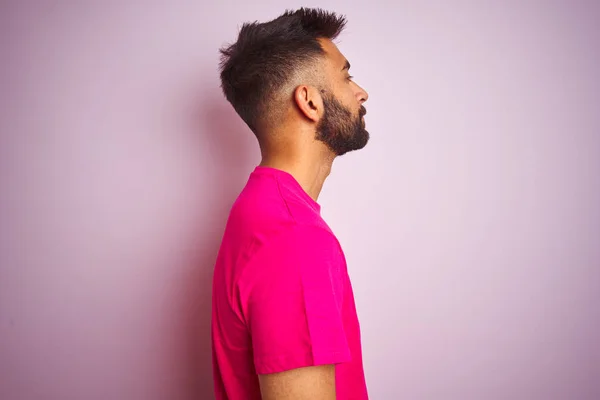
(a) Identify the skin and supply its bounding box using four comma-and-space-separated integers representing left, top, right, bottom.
259, 365, 336, 400
256, 38, 369, 399
258, 38, 369, 202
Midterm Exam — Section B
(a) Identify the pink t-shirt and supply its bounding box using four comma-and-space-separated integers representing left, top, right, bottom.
211, 166, 368, 399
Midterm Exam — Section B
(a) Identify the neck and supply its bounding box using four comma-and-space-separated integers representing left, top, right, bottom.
259, 141, 335, 202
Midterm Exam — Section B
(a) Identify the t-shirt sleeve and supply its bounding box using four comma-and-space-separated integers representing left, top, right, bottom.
238, 225, 351, 375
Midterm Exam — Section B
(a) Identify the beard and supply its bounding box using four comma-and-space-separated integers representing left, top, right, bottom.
315, 93, 369, 156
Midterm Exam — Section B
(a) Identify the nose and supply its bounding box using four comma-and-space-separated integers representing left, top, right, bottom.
356, 84, 369, 104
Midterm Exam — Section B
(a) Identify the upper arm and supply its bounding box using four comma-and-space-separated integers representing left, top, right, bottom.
239, 225, 350, 375
259, 364, 336, 400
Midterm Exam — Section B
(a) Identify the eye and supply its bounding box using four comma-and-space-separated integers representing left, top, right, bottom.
346, 75, 354, 81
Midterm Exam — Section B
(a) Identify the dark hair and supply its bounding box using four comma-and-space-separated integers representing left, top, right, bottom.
219, 8, 347, 134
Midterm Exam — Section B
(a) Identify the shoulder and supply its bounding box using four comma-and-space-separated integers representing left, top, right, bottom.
259, 224, 343, 261
238, 224, 346, 291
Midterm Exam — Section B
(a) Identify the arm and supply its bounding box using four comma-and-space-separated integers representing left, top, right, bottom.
239, 226, 349, 397
259, 365, 336, 400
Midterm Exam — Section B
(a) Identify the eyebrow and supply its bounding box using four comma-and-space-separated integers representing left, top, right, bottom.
342, 60, 351, 71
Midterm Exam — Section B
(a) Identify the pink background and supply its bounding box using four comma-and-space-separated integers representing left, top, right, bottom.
1, 2, 599, 399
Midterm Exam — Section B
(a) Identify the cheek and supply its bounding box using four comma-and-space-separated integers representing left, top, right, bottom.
340, 89, 358, 109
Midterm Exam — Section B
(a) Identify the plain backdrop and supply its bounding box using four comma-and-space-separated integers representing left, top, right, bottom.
1, 1, 599, 399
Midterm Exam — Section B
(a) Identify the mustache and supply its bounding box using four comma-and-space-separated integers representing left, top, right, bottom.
359, 106, 367, 117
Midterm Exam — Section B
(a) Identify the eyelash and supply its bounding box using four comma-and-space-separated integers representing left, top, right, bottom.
347, 75, 354, 81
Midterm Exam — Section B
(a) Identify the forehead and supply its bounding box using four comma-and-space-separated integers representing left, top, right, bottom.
317, 38, 346, 68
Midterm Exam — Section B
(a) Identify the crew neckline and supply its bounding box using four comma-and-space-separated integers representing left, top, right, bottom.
253, 166, 321, 213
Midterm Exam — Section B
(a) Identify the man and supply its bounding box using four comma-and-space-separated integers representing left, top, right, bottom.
212, 8, 370, 400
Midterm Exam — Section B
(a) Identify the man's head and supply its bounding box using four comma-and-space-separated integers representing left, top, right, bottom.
219, 8, 369, 156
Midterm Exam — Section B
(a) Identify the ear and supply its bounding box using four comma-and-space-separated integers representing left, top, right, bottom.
293, 85, 323, 123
